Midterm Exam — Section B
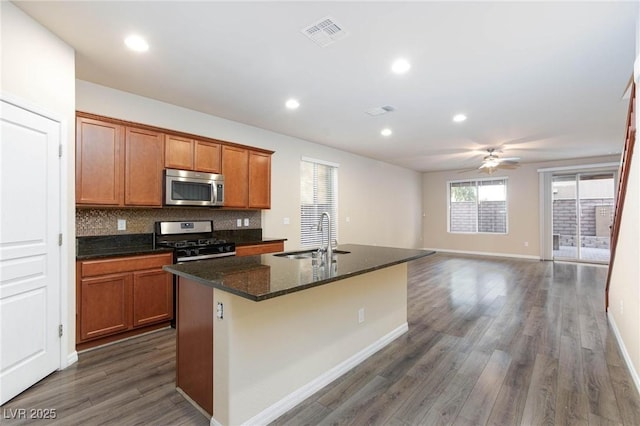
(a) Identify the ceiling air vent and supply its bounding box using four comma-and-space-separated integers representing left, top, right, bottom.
301, 17, 348, 47
365, 105, 397, 116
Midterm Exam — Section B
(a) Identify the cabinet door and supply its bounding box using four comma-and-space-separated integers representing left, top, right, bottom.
80, 273, 131, 341
249, 151, 271, 209
221, 145, 249, 208
132, 268, 173, 327
165, 134, 194, 170
125, 127, 165, 206
194, 140, 221, 173
76, 117, 124, 205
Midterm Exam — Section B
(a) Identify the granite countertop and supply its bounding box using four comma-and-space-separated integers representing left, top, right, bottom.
76, 234, 173, 260
164, 244, 435, 301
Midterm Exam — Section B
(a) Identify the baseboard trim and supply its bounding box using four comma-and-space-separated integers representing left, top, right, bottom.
423, 247, 540, 260
236, 322, 409, 426
65, 351, 78, 367
607, 311, 640, 396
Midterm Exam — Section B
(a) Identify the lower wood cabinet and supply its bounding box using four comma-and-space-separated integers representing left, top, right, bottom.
235, 241, 284, 257
76, 252, 173, 350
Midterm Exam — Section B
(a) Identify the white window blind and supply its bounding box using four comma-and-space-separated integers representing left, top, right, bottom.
300, 158, 338, 247
449, 178, 507, 234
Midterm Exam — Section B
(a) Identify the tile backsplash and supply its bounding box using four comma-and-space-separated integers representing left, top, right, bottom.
76, 208, 261, 236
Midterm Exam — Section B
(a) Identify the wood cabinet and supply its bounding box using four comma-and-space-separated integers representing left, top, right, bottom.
249, 151, 271, 209
222, 145, 249, 208
76, 253, 173, 350
165, 134, 221, 173
76, 117, 124, 205
125, 127, 164, 206
76, 112, 272, 209
76, 115, 164, 207
235, 241, 284, 257
222, 146, 272, 209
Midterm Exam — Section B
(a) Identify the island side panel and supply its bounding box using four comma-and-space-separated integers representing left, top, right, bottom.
213, 263, 408, 426
176, 277, 214, 416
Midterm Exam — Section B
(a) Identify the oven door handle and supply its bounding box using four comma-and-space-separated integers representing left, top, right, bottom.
176, 252, 236, 262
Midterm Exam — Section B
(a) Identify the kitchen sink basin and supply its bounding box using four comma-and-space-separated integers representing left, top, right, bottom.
274, 249, 351, 259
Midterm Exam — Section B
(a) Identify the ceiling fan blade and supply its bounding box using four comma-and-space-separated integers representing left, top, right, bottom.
457, 168, 480, 174
496, 164, 519, 169
498, 157, 520, 162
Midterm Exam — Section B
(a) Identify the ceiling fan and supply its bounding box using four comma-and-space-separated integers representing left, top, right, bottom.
462, 148, 520, 174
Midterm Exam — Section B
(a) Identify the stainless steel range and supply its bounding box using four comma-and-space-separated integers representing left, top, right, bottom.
154, 220, 235, 262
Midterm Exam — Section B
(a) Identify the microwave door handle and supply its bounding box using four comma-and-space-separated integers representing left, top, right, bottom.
212, 182, 217, 204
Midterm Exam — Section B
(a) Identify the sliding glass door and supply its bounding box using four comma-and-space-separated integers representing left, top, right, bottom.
552, 172, 615, 263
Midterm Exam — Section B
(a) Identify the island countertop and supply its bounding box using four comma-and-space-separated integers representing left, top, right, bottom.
164, 244, 435, 301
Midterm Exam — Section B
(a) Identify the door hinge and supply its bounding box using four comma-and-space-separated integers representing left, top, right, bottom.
58, 144, 63, 158
58, 324, 63, 338
58, 234, 63, 246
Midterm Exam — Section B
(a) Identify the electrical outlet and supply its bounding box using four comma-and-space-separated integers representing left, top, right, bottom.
524, 241, 529, 247
216, 302, 224, 319
243, 218, 249, 227
620, 300, 624, 315
358, 308, 365, 324
236, 219, 242, 227
117, 219, 126, 231
346, 216, 351, 223
283, 217, 290, 225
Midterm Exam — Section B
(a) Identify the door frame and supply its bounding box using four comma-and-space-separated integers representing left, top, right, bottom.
1, 92, 75, 370
538, 162, 619, 263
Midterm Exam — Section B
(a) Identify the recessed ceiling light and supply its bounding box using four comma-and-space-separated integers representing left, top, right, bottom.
124, 35, 149, 52
391, 58, 411, 74
452, 113, 467, 123
285, 99, 300, 109
381, 128, 392, 137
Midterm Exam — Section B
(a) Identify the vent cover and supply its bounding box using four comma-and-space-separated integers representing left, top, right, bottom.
365, 105, 397, 116
301, 16, 348, 47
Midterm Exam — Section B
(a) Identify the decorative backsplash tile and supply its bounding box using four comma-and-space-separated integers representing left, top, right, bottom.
76, 208, 261, 236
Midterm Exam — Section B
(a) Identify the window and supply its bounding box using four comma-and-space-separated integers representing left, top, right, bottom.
300, 158, 338, 247
448, 178, 507, 234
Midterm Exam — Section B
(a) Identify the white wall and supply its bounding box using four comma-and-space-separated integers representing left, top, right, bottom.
608, 10, 640, 393
76, 80, 424, 250
1, 2, 76, 361
422, 156, 618, 258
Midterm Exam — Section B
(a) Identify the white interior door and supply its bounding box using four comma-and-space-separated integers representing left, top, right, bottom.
0, 99, 61, 404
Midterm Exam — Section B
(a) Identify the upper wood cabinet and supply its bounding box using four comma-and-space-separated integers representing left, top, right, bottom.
76, 112, 272, 209
194, 140, 221, 173
165, 134, 194, 170
165, 135, 221, 173
76, 117, 124, 205
222, 145, 249, 208
125, 127, 164, 206
76, 115, 163, 207
249, 151, 271, 209
221, 146, 272, 209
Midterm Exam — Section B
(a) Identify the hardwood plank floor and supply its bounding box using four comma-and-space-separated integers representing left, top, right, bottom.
2, 254, 639, 425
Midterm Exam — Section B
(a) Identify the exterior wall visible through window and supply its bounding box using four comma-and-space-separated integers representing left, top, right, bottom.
448, 178, 508, 234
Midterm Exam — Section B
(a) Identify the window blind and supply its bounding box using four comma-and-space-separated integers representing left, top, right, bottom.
300, 158, 338, 247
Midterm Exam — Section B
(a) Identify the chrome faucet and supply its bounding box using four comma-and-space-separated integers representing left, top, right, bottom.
316, 212, 332, 260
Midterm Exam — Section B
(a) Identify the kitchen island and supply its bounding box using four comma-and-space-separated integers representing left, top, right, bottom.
164, 244, 434, 425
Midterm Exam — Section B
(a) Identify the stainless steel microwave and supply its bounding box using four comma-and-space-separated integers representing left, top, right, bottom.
164, 169, 224, 207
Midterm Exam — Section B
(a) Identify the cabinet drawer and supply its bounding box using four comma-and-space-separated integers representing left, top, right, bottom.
235, 242, 284, 257
80, 253, 173, 277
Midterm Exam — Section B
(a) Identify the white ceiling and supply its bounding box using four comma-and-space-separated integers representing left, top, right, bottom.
14, 1, 638, 172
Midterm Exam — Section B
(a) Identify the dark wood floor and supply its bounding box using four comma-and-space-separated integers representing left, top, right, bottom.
2, 254, 639, 425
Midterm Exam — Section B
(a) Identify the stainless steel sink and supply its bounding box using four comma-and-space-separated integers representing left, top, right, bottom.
274, 249, 351, 259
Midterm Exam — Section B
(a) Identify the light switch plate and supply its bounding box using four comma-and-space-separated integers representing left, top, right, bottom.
243, 218, 249, 227
117, 219, 126, 231
236, 219, 242, 227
